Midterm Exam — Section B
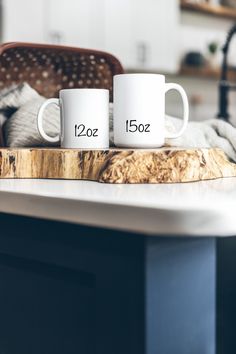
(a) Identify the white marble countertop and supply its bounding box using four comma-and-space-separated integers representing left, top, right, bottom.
0, 178, 236, 237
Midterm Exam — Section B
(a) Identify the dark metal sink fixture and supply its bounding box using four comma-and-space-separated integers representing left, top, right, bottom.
218, 24, 236, 121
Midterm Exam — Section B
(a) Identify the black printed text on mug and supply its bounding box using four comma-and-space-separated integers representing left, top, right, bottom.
125, 120, 150, 133
74, 124, 98, 137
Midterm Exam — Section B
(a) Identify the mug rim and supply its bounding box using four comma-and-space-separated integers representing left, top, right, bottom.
60, 88, 109, 93
114, 73, 165, 79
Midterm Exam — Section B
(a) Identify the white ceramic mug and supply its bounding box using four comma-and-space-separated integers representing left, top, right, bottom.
113, 74, 189, 148
37, 88, 109, 149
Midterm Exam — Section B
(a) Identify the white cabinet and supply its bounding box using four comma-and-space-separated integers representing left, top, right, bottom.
48, 0, 105, 50
2, 0, 46, 42
104, 0, 180, 72
48, 0, 180, 72
135, 0, 179, 72
104, 0, 136, 68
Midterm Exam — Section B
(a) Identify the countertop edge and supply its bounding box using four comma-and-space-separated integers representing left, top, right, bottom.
0, 190, 235, 237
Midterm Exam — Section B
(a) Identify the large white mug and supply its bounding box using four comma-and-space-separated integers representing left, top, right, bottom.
37, 88, 109, 149
113, 74, 189, 148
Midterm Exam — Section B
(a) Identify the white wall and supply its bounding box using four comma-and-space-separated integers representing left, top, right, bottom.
2, 0, 46, 42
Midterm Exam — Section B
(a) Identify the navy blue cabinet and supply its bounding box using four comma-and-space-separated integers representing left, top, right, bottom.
0, 213, 217, 354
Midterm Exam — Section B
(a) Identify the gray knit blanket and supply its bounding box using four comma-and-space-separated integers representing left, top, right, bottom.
2, 83, 236, 162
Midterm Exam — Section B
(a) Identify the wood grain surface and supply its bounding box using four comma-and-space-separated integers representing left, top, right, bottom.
0, 147, 236, 184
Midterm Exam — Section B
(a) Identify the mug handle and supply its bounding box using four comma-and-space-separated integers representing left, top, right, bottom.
37, 98, 60, 143
165, 83, 189, 139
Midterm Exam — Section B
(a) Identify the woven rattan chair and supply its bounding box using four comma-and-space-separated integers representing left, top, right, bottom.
0, 42, 124, 146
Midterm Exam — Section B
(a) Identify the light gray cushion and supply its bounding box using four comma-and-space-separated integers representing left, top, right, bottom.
5, 96, 60, 147
2, 83, 60, 147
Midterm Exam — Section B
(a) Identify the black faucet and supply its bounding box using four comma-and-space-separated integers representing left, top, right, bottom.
218, 24, 236, 121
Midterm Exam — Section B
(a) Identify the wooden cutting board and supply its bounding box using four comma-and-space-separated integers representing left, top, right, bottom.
0, 147, 236, 184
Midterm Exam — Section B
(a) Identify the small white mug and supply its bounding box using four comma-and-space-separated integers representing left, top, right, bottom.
37, 88, 109, 149
113, 74, 189, 148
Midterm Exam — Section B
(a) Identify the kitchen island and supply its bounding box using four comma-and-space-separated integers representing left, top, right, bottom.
0, 178, 235, 354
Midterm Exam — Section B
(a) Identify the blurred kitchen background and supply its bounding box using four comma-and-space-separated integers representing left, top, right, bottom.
1, 0, 236, 121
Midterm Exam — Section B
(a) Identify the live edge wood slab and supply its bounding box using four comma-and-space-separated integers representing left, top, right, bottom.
0, 147, 236, 184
